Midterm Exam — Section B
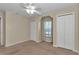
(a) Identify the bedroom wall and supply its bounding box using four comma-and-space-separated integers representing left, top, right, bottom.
5, 11, 30, 47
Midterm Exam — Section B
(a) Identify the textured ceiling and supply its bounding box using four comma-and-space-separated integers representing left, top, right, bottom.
0, 3, 77, 16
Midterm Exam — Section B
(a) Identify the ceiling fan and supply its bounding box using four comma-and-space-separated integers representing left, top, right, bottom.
19, 3, 42, 15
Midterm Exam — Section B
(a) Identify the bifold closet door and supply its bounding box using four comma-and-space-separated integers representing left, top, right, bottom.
57, 16, 65, 48
57, 14, 74, 50
64, 14, 74, 50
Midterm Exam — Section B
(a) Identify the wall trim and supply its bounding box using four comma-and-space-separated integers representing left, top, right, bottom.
33, 40, 42, 43
53, 44, 79, 54
5, 40, 29, 47
53, 44, 58, 47
0, 16, 4, 46
73, 49, 79, 54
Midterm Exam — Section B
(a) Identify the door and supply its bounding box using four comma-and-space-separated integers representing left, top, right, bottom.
30, 21, 37, 41
57, 16, 65, 48
64, 14, 74, 50
56, 13, 74, 50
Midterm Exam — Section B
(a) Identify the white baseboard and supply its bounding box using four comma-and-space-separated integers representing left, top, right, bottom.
53, 45, 79, 54
43, 39, 52, 42
34, 40, 42, 43
53, 45, 58, 47
73, 49, 79, 54
30, 39, 42, 43
5, 40, 29, 47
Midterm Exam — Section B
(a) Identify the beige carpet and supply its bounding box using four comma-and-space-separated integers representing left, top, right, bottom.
0, 40, 78, 55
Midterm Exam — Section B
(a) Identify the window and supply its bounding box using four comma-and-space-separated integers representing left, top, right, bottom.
44, 21, 52, 37
41, 16, 53, 42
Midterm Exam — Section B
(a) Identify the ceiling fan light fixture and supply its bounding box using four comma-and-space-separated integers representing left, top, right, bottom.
20, 3, 41, 15
26, 5, 35, 10
31, 10, 35, 14
26, 9, 30, 14
26, 9, 35, 14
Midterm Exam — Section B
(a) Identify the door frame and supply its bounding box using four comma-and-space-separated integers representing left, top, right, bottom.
0, 16, 5, 47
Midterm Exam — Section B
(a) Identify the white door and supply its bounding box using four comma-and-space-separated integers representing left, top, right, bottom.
30, 21, 37, 41
57, 16, 65, 48
56, 14, 74, 50
64, 14, 74, 50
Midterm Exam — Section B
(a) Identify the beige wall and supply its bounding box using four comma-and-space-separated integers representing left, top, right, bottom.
34, 4, 79, 52
5, 11, 30, 47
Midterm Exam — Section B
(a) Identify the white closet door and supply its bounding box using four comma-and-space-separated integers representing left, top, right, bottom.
64, 14, 74, 50
56, 14, 74, 50
30, 21, 37, 41
57, 16, 65, 48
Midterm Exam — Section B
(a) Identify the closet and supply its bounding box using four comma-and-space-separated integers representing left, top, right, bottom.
56, 13, 75, 50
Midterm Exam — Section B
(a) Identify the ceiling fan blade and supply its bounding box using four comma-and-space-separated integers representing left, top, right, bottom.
19, 3, 42, 16
19, 3, 28, 9
35, 7, 42, 11
34, 10, 41, 15
19, 3, 36, 9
